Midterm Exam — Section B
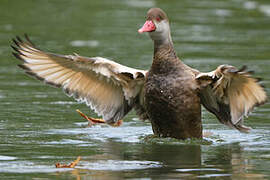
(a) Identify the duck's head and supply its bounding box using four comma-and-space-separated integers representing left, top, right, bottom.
138, 8, 171, 43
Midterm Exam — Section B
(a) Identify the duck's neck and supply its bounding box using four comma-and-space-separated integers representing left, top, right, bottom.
153, 33, 174, 55
153, 32, 178, 62
150, 34, 183, 75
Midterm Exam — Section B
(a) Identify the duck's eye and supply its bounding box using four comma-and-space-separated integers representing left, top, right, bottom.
156, 17, 161, 21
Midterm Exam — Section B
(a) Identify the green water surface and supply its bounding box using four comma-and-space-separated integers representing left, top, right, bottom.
0, 0, 270, 179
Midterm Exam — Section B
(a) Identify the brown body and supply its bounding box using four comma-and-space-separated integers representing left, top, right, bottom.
145, 44, 202, 139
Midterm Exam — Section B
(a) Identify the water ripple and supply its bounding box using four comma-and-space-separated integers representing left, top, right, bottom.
0, 155, 17, 160
46, 125, 152, 143
70, 40, 99, 47
80, 160, 162, 171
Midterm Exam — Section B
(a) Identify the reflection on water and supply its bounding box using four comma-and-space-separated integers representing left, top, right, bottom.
0, 0, 270, 179
1, 121, 270, 179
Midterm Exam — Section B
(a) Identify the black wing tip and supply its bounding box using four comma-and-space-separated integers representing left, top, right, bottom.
12, 38, 20, 47
10, 44, 18, 52
260, 84, 266, 89
227, 65, 253, 75
239, 65, 247, 72
254, 98, 268, 107
24, 70, 62, 88
235, 66, 265, 84
11, 36, 24, 52
255, 77, 263, 82
12, 34, 62, 89
17, 64, 29, 71
12, 52, 24, 61
12, 34, 36, 48
46, 80, 62, 88
228, 65, 248, 74
11, 34, 41, 63
24, 33, 36, 47
246, 70, 255, 74
25, 71, 39, 78
24, 33, 29, 39
16, 35, 23, 43
10, 45, 25, 56
238, 66, 258, 76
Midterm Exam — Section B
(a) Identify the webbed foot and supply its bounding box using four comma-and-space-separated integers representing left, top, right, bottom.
76, 109, 122, 127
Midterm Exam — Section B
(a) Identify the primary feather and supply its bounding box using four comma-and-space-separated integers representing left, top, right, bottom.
12, 35, 147, 124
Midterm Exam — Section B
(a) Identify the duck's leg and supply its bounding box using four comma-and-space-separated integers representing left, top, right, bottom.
76, 109, 105, 126
76, 109, 122, 127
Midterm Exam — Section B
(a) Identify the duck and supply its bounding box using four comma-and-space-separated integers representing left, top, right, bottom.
12, 8, 267, 139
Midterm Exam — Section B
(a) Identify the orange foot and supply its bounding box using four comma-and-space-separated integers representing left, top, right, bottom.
55, 156, 81, 168
76, 109, 122, 127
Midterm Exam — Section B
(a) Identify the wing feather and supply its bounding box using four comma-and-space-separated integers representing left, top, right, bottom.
196, 65, 267, 132
12, 35, 147, 123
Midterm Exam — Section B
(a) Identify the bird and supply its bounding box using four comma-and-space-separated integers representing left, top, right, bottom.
12, 8, 267, 139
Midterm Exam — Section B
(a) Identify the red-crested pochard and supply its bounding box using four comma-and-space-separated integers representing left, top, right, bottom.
12, 8, 267, 139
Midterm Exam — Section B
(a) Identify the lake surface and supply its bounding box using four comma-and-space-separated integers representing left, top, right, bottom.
1, 0, 270, 179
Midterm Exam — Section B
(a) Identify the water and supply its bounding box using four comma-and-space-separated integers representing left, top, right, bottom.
0, 0, 270, 179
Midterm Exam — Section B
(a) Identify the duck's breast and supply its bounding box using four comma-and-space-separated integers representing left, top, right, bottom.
144, 65, 202, 139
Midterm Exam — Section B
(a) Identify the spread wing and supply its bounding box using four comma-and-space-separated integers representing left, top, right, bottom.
196, 65, 267, 132
12, 35, 147, 124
